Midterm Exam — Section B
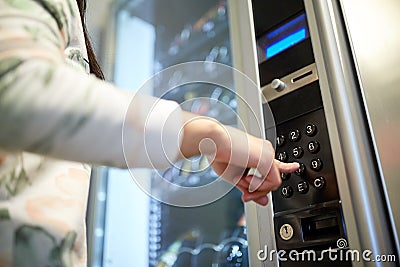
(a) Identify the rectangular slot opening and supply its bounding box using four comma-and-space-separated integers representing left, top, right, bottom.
292, 70, 313, 83
301, 212, 341, 241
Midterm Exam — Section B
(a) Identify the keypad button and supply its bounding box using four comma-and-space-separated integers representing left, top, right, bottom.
313, 176, 326, 190
289, 129, 301, 142
310, 158, 323, 171
305, 124, 318, 136
294, 162, 306, 176
281, 186, 293, 198
297, 181, 309, 194
277, 151, 288, 162
292, 146, 304, 159
308, 141, 320, 154
276, 135, 285, 147
281, 172, 291, 181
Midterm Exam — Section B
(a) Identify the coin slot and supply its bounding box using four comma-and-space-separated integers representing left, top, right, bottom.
301, 212, 341, 241
292, 70, 313, 83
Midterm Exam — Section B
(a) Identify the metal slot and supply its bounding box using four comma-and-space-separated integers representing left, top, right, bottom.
262, 63, 318, 103
292, 70, 313, 83
301, 212, 341, 242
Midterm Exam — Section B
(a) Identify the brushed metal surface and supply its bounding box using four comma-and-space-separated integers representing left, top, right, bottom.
261, 63, 318, 103
306, 0, 399, 265
340, 0, 400, 255
228, 1, 278, 266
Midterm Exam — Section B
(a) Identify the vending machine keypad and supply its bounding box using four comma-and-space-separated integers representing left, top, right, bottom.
269, 105, 340, 213
253, 3, 350, 263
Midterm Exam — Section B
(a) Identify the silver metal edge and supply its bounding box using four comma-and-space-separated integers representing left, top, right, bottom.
261, 63, 318, 103
338, 0, 400, 257
305, 1, 397, 265
228, 1, 278, 266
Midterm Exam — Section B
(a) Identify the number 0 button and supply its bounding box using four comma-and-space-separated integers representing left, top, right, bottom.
289, 130, 301, 142
281, 186, 293, 198
310, 158, 323, 171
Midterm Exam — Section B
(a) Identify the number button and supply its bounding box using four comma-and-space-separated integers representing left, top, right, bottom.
289, 130, 301, 142
305, 124, 317, 136
281, 186, 293, 198
281, 172, 291, 181
277, 151, 288, 162
313, 176, 326, 190
310, 158, 323, 171
276, 135, 285, 147
297, 181, 309, 194
294, 162, 306, 176
292, 146, 304, 159
308, 141, 320, 154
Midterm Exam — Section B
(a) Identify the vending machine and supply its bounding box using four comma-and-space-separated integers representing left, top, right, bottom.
88, 0, 399, 266
227, 0, 400, 266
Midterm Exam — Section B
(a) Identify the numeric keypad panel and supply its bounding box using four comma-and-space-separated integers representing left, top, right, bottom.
269, 109, 340, 213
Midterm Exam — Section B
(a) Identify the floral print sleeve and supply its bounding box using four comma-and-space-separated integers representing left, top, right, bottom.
0, 0, 183, 168
0, 0, 183, 266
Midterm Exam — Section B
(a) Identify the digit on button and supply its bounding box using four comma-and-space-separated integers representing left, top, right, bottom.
306, 124, 317, 136
276, 135, 285, 147
281, 185, 293, 198
294, 162, 306, 176
277, 151, 288, 162
292, 146, 304, 159
289, 129, 301, 142
310, 158, 323, 171
308, 141, 320, 154
281, 172, 291, 181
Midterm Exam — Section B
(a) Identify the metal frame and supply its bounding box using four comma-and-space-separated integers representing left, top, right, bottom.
230, 0, 399, 266
305, 0, 398, 265
228, 1, 278, 266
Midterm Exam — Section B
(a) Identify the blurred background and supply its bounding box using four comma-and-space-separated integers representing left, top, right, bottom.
85, 1, 249, 267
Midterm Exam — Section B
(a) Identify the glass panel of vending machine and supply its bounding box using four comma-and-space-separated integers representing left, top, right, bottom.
97, 1, 250, 267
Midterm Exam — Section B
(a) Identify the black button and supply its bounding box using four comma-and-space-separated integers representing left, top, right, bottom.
281, 186, 293, 198
281, 172, 291, 181
308, 141, 320, 154
289, 130, 301, 142
276, 135, 285, 147
305, 124, 317, 136
297, 181, 309, 194
292, 146, 304, 159
313, 176, 326, 190
294, 162, 306, 176
277, 151, 288, 162
310, 158, 323, 171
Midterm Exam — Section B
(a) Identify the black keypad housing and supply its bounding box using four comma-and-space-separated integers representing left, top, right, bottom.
264, 84, 340, 213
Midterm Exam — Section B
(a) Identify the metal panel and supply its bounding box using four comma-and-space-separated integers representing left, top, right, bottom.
261, 63, 318, 103
339, 0, 400, 255
228, 1, 277, 266
304, 0, 398, 265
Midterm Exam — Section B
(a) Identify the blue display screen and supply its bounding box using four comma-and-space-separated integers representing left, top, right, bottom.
266, 28, 307, 58
257, 13, 309, 63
